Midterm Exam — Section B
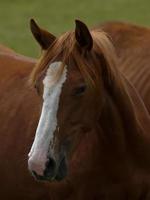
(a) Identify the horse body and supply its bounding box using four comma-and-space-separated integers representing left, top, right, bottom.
0, 51, 53, 199
0, 20, 150, 200
101, 21, 150, 113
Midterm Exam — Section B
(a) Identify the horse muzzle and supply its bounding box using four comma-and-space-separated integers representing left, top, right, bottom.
28, 154, 68, 181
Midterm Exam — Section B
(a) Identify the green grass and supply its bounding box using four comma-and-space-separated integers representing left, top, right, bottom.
0, 0, 150, 57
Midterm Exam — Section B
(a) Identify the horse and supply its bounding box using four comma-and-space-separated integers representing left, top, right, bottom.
100, 21, 150, 113
0, 48, 55, 199
27, 19, 150, 199
0, 19, 150, 200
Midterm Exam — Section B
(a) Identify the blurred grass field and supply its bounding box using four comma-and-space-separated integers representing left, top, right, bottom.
0, 0, 150, 57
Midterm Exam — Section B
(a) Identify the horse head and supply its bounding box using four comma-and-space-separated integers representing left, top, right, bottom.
28, 19, 124, 182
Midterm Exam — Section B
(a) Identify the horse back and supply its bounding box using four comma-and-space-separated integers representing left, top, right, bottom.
100, 21, 150, 113
0, 51, 52, 199
0, 44, 16, 54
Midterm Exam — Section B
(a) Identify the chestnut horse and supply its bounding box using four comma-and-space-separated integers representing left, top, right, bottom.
0, 20, 150, 200
28, 19, 150, 199
0, 49, 53, 199
101, 21, 150, 113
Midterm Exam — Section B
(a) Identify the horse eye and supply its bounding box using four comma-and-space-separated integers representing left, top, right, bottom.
34, 85, 40, 95
74, 85, 86, 96
34, 82, 42, 96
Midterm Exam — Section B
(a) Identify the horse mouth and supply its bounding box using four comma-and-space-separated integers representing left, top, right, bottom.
55, 157, 68, 181
30, 156, 68, 182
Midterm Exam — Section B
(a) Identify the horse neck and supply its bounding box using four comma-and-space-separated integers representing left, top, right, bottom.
99, 72, 150, 169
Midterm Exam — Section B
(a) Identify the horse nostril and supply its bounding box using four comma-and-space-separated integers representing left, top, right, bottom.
31, 170, 46, 181
44, 157, 56, 179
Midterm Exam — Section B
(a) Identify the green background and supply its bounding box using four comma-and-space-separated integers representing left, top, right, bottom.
0, 0, 150, 57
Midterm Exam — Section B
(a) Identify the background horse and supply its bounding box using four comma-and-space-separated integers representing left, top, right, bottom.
101, 21, 150, 113
0, 20, 150, 200
0, 49, 54, 199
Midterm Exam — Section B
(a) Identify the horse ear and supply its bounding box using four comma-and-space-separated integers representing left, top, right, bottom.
75, 20, 93, 51
30, 19, 56, 50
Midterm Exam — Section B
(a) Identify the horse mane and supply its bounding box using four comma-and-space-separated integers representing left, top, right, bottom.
29, 29, 122, 93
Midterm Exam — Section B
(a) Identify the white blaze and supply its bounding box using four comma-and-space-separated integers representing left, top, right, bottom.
28, 61, 67, 175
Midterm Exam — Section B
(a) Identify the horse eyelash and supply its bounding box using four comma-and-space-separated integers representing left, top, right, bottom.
73, 85, 87, 96
34, 83, 41, 95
